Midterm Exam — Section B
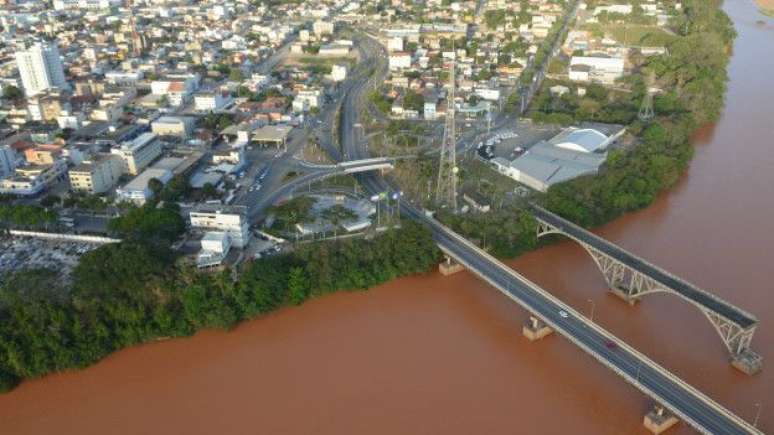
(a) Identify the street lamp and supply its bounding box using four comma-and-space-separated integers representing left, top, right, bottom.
754, 402, 763, 428
587, 298, 595, 322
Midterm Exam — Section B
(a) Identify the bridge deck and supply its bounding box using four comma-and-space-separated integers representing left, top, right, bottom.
407, 206, 760, 435
530, 205, 757, 329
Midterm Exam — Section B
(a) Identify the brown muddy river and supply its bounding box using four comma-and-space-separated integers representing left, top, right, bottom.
1, 1, 773, 433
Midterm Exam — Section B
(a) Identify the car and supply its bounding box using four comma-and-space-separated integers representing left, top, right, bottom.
605, 341, 618, 350
559, 310, 568, 318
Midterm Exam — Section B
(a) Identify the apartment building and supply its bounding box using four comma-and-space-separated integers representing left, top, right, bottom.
68, 154, 124, 194
189, 205, 250, 248
110, 132, 162, 175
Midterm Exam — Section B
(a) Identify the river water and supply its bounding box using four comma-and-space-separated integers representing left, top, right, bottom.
1, 1, 772, 433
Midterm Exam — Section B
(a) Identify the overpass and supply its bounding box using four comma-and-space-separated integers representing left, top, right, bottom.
247, 157, 395, 218
529, 204, 762, 375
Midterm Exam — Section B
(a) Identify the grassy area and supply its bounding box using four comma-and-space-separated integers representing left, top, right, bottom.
583, 23, 678, 46
300, 139, 334, 164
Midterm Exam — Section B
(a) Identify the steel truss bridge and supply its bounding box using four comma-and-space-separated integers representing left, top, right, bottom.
529, 204, 762, 374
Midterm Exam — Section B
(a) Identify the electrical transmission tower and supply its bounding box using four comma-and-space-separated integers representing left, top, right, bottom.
638, 71, 655, 122
435, 57, 458, 211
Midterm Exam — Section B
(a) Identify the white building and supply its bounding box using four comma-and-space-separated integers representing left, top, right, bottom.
569, 56, 625, 84
389, 52, 412, 70
15, 42, 68, 96
111, 132, 162, 175
387, 37, 404, 52
53, 0, 120, 10
0, 160, 68, 196
151, 116, 195, 138
197, 231, 232, 268
474, 88, 501, 102
593, 4, 633, 15
116, 167, 172, 205
313, 20, 334, 36
331, 64, 347, 82
292, 89, 322, 113
189, 206, 250, 248
68, 154, 124, 194
194, 92, 232, 112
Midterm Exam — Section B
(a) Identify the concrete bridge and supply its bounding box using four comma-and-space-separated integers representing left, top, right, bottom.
399, 203, 763, 435
529, 204, 762, 375
248, 158, 396, 218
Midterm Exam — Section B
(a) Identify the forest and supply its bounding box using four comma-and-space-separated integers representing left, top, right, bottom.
0, 221, 440, 392
542, 0, 735, 226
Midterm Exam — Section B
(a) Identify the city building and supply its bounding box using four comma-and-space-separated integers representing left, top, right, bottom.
387, 37, 404, 52
569, 56, 625, 84
111, 132, 162, 175
331, 64, 348, 82
292, 89, 322, 112
389, 52, 412, 70
0, 160, 68, 196
194, 92, 233, 112
490, 127, 622, 192
252, 125, 292, 148
189, 205, 250, 248
68, 154, 124, 194
15, 41, 68, 96
53, 0, 121, 10
313, 20, 334, 36
0, 145, 18, 178
151, 116, 195, 138
116, 167, 172, 204
196, 231, 232, 268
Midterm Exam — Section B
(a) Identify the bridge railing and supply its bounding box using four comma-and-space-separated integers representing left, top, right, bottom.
529, 205, 759, 328
427, 216, 761, 435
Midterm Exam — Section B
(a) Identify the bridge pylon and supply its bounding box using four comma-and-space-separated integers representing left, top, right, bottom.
643, 404, 680, 434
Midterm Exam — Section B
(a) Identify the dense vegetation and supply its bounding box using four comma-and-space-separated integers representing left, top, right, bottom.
541, 0, 735, 226
0, 204, 57, 229
0, 222, 440, 392
439, 206, 538, 258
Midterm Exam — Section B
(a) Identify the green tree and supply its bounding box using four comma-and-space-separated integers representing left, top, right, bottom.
287, 267, 309, 305
2, 85, 22, 100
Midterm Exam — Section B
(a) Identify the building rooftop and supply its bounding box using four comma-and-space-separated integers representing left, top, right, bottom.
550, 128, 609, 153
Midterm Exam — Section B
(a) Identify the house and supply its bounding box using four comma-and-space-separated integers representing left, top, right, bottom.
389, 52, 412, 70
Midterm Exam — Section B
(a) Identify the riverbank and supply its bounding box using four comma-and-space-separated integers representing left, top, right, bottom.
1, 0, 771, 433
0, 222, 440, 393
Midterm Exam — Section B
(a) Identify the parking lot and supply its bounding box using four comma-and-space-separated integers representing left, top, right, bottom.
0, 236, 100, 284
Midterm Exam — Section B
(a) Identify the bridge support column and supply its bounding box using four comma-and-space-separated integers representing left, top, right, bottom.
609, 286, 640, 306
643, 405, 679, 434
731, 349, 764, 375
522, 315, 553, 341
438, 256, 464, 276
